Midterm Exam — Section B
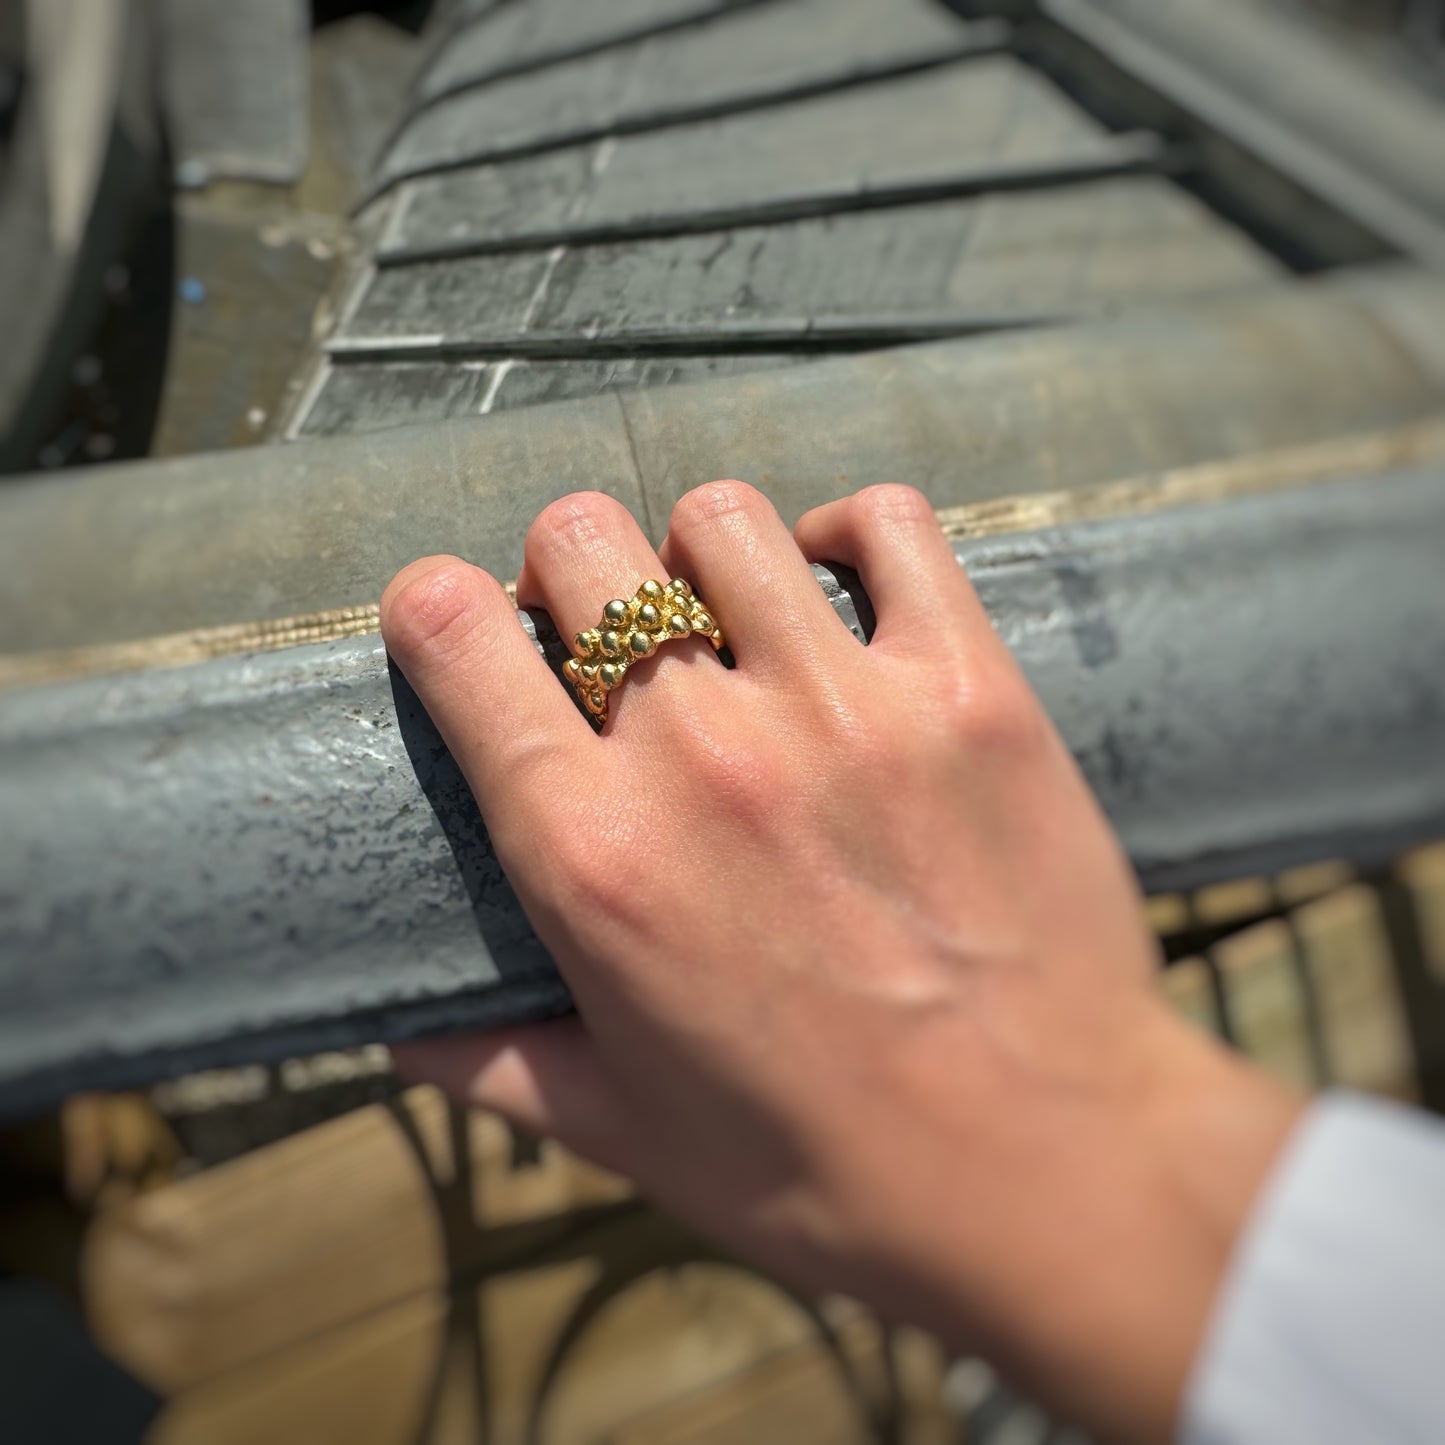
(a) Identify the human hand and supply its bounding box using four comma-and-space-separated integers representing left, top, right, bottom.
380, 483, 1302, 1444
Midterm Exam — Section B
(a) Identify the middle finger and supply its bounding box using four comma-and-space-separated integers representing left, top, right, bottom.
517, 491, 722, 721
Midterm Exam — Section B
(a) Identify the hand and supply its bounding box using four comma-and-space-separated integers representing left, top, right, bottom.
380, 482, 1303, 1444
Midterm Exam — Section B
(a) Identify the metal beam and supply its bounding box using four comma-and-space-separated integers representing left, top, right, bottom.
2, 465, 1444, 1115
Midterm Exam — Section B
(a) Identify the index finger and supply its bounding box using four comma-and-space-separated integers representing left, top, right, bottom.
380, 556, 591, 825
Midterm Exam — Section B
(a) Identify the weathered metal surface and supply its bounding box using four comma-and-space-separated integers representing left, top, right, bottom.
158, 0, 310, 186
1043, 0, 1445, 267
376, 60, 1158, 262
416, 0, 767, 105
334, 179, 1275, 359
373, 0, 995, 197
1334, 264, 1445, 389
609, 273, 1445, 538
4, 274, 1445, 654
299, 356, 802, 438
3, 467, 1444, 1112
0, 0, 159, 472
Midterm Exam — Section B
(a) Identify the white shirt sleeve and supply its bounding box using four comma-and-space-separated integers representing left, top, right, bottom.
1181, 1091, 1445, 1445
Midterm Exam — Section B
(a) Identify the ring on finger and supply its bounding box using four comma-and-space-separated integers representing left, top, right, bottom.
563, 578, 723, 723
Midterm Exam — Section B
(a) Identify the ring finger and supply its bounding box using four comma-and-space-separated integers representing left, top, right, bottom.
517, 491, 723, 726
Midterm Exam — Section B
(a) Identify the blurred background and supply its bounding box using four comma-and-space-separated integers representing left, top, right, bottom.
1, 1, 1445, 1442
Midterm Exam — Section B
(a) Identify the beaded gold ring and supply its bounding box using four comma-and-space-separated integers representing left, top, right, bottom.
563, 578, 723, 723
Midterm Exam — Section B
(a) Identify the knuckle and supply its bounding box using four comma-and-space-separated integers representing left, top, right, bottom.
542, 830, 612, 910
950, 666, 1050, 758
527, 491, 632, 564
670, 479, 768, 534
690, 737, 789, 830
381, 557, 492, 662
543, 799, 649, 915
852, 483, 935, 530
835, 709, 894, 773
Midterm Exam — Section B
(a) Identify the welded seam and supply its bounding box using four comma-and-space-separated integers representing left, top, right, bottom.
280, 356, 337, 443
518, 244, 568, 331
475, 359, 517, 415
615, 390, 657, 541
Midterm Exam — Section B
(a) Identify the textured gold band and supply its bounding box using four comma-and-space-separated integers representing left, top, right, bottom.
563, 577, 723, 722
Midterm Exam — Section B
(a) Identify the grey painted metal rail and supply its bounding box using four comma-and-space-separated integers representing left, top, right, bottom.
3, 466, 1444, 1115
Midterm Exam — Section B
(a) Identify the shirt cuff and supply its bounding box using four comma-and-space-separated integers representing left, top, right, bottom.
1180, 1090, 1445, 1444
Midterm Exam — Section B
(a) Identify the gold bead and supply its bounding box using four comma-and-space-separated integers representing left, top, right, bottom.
629, 630, 656, 657
599, 629, 623, 657
574, 629, 599, 657
666, 578, 692, 598
599, 661, 625, 689
588, 690, 605, 712
692, 612, 715, 636
581, 662, 599, 681
563, 658, 582, 681
603, 599, 629, 625
638, 580, 664, 602
669, 613, 693, 636
637, 603, 660, 628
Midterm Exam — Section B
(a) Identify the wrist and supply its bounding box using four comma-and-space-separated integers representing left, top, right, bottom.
1087, 1006, 1305, 1442
982, 1003, 1304, 1443
840, 992, 1305, 1445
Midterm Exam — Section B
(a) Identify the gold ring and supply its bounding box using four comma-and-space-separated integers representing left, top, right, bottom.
563, 578, 723, 722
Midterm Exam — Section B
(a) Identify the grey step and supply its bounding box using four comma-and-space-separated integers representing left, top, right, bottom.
417, 0, 768, 105
375, 59, 1156, 261
374, 0, 994, 196
297, 356, 802, 438
335, 178, 1276, 359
